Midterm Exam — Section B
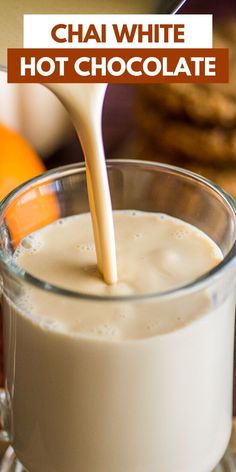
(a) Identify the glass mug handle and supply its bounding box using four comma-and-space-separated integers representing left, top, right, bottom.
0, 390, 10, 442
0, 275, 10, 443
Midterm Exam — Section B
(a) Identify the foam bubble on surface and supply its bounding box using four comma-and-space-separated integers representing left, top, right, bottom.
55, 219, 65, 226
39, 318, 65, 332
133, 232, 143, 240
173, 230, 189, 240
76, 243, 95, 252
17, 291, 36, 317
89, 323, 121, 340
146, 320, 160, 332
14, 234, 43, 258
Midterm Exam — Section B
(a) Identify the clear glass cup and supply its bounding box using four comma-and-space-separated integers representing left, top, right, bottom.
0, 160, 236, 472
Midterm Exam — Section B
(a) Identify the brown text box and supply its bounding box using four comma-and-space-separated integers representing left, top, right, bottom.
7, 48, 228, 83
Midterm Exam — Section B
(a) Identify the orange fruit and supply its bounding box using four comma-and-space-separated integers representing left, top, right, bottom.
0, 123, 59, 247
0, 123, 45, 200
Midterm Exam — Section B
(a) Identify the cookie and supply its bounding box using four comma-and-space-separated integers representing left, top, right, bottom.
135, 138, 236, 198
134, 18, 236, 183
137, 82, 236, 128
137, 20, 236, 128
135, 103, 236, 165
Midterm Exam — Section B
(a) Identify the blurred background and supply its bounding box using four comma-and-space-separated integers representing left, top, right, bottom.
0, 0, 235, 179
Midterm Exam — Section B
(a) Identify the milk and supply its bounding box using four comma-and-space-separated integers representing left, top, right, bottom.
13, 211, 223, 298
47, 83, 117, 284
3, 211, 235, 472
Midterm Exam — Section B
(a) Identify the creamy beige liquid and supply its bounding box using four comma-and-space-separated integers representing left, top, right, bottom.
3, 211, 235, 472
48, 83, 118, 284
14, 211, 223, 299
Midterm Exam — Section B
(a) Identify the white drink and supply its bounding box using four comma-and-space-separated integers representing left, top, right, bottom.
48, 83, 118, 284
3, 210, 234, 472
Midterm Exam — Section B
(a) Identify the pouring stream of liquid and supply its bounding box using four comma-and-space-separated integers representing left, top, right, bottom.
46, 83, 117, 284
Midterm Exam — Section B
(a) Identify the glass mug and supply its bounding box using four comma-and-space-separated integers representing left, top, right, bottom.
0, 160, 236, 472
